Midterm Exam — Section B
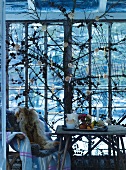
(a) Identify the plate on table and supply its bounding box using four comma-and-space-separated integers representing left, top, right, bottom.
62, 125, 108, 132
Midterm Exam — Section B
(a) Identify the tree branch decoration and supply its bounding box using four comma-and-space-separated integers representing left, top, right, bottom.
6, 1, 126, 130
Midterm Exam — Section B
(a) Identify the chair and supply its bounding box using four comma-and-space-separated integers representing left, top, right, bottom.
6, 110, 68, 170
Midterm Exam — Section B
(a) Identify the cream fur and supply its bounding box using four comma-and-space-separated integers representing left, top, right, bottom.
15, 107, 59, 149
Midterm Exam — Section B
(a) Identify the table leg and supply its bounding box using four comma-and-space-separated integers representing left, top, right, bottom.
116, 137, 120, 170
57, 137, 63, 170
119, 136, 126, 170
112, 136, 118, 170
115, 136, 126, 170
60, 135, 70, 170
120, 136, 125, 154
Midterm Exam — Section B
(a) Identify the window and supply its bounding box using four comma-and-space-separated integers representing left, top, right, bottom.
6, 21, 126, 130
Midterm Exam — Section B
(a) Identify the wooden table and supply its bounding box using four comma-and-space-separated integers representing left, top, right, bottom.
56, 125, 126, 170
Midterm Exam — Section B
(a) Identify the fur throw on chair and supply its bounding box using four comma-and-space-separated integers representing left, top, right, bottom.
14, 107, 59, 149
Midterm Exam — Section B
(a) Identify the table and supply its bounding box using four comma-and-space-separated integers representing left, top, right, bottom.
56, 125, 126, 170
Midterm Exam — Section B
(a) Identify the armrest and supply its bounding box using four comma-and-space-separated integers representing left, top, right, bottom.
31, 143, 58, 157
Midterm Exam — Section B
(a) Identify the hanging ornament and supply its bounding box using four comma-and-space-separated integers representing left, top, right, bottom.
51, 84, 55, 94
86, 65, 89, 74
68, 63, 73, 68
103, 73, 108, 78
42, 25, 47, 32
86, 90, 91, 96
95, 16, 100, 21
14, 44, 20, 51
64, 42, 68, 48
65, 74, 72, 83
68, 12, 74, 19
51, 59, 53, 67
94, 48, 99, 53
65, 76, 70, 82
38, 60, 42, 66
29, 79, 34, 84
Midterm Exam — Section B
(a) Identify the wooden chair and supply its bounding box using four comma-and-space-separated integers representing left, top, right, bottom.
6, 110, 59, 170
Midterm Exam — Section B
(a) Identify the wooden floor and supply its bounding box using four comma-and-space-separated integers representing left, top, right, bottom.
8, 155, 126, 170
71, 156, 126, 170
